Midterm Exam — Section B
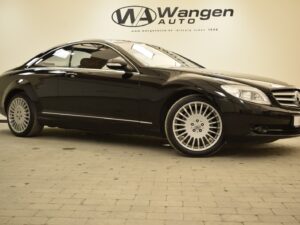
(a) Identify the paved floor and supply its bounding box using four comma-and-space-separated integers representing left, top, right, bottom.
0, 115, 6, 122
0, 122, 299, 225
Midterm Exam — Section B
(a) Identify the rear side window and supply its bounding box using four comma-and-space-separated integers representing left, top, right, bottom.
35, 48, 72, 67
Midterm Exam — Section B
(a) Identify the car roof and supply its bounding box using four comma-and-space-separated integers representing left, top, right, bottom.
60, 39, 145, 46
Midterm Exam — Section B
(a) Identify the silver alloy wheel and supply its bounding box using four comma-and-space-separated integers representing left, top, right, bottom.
8, 97, 31, 133
172, 101, 222, 151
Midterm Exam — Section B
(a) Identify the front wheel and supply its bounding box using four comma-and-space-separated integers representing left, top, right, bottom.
165, 95, 224, 156
7, 93, 43, 137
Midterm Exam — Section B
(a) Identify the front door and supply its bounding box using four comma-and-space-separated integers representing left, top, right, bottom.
56, 43, 141, 131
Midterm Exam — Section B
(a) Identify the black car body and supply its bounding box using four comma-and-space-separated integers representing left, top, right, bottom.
0, 39, 300, 156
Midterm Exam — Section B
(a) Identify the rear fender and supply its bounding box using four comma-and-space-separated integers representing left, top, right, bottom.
1, 79, 38, 115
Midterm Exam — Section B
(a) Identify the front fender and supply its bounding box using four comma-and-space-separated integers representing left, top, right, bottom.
163, 73, 227, 105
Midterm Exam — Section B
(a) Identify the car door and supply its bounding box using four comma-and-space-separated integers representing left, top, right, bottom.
55, 43, 142, 131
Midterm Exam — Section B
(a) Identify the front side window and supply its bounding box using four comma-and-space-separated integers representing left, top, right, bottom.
70, 44, 128, 70
35, 48, 72, 67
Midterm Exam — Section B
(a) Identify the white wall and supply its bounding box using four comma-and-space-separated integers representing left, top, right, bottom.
0, 0, 300, 86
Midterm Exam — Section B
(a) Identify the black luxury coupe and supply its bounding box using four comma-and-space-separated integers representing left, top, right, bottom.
0, 40, 300, 156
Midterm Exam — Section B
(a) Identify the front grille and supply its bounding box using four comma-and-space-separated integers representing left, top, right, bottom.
272, 89, 300, 108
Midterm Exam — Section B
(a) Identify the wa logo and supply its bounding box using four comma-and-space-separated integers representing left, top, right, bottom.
112, 6, 157, 27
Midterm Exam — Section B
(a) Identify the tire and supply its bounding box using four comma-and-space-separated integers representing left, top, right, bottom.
7, 93, 43, 137
165, 95, 224, 156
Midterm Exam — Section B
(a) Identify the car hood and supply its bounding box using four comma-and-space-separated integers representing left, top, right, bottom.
165, 67, 292, 90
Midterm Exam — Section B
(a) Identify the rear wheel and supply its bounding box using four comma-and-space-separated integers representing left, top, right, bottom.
165, 95, 224, 156
7, 93, 43, 137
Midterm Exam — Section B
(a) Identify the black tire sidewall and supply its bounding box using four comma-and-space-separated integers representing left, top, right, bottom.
7, 94, 36, 137
165, 95, 224, 156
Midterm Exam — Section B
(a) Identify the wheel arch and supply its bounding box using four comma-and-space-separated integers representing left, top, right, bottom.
159, 88, 218, 137
2, 81, 38, 114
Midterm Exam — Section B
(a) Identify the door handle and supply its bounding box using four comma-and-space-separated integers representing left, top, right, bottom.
65, 72, 77, 78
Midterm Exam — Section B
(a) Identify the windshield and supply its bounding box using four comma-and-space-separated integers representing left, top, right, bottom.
114, 41, 203, 68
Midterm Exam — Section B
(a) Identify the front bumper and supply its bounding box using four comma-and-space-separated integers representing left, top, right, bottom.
218, 98, 300, 139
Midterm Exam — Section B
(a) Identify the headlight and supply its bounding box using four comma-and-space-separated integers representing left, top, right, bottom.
221, 84, 271, 105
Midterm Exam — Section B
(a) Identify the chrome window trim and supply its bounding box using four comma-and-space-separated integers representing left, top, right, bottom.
27, 41, 140, 74
30, 66, 140, 76
41, 111, 152, 125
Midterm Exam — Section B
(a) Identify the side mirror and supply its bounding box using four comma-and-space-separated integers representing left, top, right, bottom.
106, 62, 125, 71
107, 57, 135, 72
